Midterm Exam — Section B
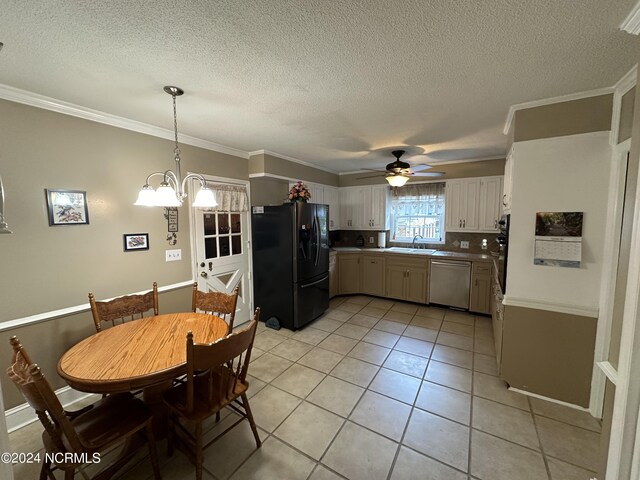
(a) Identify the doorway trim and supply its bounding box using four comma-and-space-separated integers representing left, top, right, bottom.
187, 174, 254, 316
592, 138, 631, 417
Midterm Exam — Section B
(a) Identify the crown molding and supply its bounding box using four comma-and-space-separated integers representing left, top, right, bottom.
0, 83, 249, 159
621, 0, 640, 35
613, 64, 638, 95
503, 87, 615, 135
248, 149, 338, 174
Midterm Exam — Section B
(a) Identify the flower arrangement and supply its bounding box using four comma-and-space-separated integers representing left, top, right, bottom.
288, 181, 311, 203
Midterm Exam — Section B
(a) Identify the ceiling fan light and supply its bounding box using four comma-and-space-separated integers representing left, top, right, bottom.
192, 186, 218, 208
386, 175, 409, 187
134, 185, 158, 206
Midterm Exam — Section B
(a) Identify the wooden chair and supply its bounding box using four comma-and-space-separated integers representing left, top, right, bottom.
191, 283, 239, 331
89, 282, 159, 332
6, 336, 161, 480
163, 308, 262, 480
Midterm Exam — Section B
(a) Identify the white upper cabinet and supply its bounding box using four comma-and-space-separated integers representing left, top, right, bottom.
366, 185, 389, 229
502, 149, 513, 214
340, 185, 389, 230
445, 178, 480, 231
324, 186, 340, 230
478, 176, 504, 231
446, 176, 503, 233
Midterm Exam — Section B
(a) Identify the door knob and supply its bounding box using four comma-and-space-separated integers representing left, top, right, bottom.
200, 262, 205, 267
200, 272, 208, 278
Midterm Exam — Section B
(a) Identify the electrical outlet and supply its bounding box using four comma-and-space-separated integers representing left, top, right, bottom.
369, 236, 374, 244
461, 241, 469, 249
165, 249, 182, 262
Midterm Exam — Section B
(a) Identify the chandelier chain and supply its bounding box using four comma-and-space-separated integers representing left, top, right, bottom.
172, 93, 180, 157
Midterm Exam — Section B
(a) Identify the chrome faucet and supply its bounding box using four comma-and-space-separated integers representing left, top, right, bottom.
412, 234, 424, 248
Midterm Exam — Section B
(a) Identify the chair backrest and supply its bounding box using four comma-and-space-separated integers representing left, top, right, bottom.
184, 308, 260, 414
89, 282, 159, 332
191, 283, 239, 330
6, 336, 84, 454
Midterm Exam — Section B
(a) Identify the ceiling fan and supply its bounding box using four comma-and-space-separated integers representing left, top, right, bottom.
360, 150, 444, 187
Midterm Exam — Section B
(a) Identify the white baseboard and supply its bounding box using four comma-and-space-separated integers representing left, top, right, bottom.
4, 386, 101, 433
508, 387, 593, 414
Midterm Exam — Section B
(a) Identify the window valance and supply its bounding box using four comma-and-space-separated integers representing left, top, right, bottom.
203, 183, 249, 212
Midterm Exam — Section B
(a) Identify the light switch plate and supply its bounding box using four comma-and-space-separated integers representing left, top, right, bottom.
461, 241, 469, 249
369, 236, 374, 244
166, 249, 182, 262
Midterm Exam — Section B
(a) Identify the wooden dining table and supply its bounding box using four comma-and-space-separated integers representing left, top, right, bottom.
58, 312, 229, 395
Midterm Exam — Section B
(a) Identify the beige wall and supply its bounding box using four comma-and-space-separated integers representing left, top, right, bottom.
0, 99, 249, 409
263, 154, 339, 186
0, 99, 247, 322
1, 285, 192, 409
339, 158, 506, 187
250, 177, 289, 206
501, 305, 597, 406
513, 94, 613, 142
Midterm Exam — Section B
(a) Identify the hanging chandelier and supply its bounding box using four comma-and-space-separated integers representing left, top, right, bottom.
134, 86, 218, 208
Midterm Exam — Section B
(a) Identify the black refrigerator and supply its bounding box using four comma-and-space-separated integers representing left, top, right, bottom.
251, 203, 329, 330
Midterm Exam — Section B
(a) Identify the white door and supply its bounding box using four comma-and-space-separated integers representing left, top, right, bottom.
194, 208, 252, 325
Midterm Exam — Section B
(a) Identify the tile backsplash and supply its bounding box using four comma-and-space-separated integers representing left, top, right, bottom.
331, 230, 499, 254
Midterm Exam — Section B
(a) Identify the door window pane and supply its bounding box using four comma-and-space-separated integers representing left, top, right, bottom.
219, 237, 230, 257
231, 214, 241, 233
205, 238, 217, 259
232, 235, 242, 255
203, 214, 216, 236
218, 214, 230, 234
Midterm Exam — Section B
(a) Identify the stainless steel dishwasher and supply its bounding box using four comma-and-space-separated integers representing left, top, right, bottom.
429, 260, 471, 309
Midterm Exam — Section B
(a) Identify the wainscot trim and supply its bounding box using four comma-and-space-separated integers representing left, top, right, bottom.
501, 295, 599, 318
5, 386, 101, 433
0, 280, 194, 332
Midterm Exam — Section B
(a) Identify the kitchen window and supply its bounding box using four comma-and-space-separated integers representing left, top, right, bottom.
389, 182, 445, 243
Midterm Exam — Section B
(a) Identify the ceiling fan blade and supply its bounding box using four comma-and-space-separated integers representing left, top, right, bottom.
409, 164, 433, 172
412, 172, 445, 177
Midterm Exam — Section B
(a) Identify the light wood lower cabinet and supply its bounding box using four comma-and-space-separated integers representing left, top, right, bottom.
385, 256, 428, 304
338, 254, 361, 294
361, 255, 385, 296
469, 263, 492, 314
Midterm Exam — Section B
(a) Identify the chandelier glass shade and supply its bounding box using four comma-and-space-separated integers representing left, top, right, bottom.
134, 86, 218, 208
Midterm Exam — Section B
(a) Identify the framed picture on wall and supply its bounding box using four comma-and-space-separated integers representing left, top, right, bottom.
123, 233, 150, 252
45, 189, 89, 226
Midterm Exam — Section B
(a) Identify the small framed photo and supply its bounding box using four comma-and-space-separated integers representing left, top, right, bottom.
123, 233, 149, 252
45, 189, 89, 226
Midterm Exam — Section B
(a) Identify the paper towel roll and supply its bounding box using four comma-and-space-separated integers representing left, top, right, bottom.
378, 231, 386, 248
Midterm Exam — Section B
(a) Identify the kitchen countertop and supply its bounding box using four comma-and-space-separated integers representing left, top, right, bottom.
331, 246, 493, 262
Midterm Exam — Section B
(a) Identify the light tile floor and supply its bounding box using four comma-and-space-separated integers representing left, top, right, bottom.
9, 295, 601, 480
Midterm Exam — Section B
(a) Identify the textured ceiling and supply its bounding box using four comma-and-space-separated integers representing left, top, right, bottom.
0, 0, 638, 172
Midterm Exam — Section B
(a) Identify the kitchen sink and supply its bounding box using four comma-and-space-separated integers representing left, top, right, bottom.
385, 247, 437, 255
